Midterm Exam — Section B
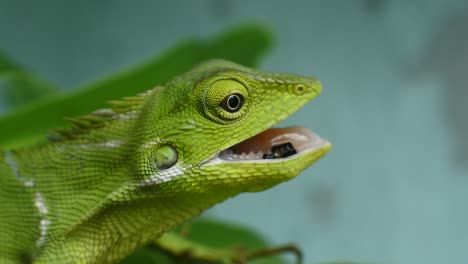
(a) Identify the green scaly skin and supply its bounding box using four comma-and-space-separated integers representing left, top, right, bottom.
0, 60, 330, 263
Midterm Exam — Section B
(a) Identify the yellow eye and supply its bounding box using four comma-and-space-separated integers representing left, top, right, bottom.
220, 93, 244, 113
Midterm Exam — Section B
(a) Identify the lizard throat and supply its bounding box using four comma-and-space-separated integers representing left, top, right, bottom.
208, 127, 329, 163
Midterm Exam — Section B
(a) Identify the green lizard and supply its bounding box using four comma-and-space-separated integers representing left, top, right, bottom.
0, 59, 330, 263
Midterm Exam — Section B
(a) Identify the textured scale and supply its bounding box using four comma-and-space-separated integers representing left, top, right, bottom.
0, 60, 330, 263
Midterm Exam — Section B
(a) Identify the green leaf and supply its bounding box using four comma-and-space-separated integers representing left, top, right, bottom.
122, 218, 371, 264
0, 53, 58, 111
186, 218, 279, 252
0, 23, 272, 149
121, 247, 173, 264
122, 218, 286, 264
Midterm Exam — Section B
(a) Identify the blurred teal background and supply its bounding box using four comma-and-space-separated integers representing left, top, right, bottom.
1, 1, 468, 263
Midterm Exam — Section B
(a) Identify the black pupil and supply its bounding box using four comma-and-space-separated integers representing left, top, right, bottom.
222, 93, 243, 113
227, 95, 240, 109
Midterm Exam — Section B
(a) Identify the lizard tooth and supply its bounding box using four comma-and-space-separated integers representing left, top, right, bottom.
247, 151, 256, 159
226, 153, 237, 160
256, 151, 264, 158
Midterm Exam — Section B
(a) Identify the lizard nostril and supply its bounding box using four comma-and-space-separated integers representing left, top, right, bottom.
293, 84, 306, 95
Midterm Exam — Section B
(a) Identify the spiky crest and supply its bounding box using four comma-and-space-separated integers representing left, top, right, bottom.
49, 88, 158, 141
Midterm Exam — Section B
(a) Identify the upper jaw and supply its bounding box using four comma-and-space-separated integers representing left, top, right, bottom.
201, 126, 330, 165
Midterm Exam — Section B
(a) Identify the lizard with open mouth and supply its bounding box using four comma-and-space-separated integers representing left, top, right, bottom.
0, 59, 330, 263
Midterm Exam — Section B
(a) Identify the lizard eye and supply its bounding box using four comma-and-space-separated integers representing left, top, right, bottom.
154, 144, 178, 169
197, 78, 249, 123
220, 93, 244, 113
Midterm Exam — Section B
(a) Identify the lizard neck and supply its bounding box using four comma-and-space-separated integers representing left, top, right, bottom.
1, 109, 136, 255
5, 123, 231, 262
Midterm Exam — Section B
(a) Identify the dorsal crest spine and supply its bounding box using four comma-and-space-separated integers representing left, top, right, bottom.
49, 88, 159, 141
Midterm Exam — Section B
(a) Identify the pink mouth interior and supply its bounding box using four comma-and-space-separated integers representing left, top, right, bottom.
231, 126, 317, 155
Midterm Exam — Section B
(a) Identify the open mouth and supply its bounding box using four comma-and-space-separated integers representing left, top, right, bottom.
206, 127, 330, 164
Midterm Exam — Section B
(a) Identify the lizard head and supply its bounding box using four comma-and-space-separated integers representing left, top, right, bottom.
134, 60, 330, 198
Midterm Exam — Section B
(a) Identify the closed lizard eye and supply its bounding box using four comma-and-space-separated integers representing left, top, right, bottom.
220, 93, 244, 113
